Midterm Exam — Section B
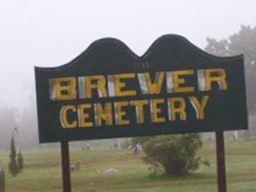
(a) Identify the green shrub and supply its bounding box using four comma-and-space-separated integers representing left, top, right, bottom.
17, 150, 24, 172
9, 137, 18, 176
142, 134, 204, 175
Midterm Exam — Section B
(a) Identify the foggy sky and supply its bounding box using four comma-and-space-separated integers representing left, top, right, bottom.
0, 0, 255, 108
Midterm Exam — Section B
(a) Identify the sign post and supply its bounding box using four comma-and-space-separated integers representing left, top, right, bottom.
61, 141, 71, 192
35, 34, 247, 192
216, 131, 227, 192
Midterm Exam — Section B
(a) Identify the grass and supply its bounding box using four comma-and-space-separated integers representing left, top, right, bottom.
0, 139, 255, 192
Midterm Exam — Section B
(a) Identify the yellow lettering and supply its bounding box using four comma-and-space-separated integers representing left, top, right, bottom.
84, 75, 107, 98
130, 100, 148, 124
172, 70, 195, 93
168, 97, 187, 121
150, 99, 165, 123
138, 72, 165, 94
50, 77, 77, 101
189, 95, 209, 119
78, 104, 93, 127
94, 103, 113, 126
205, 68, 228, 91
114, 101, 130, 125
59, 105, 77, 128
114, 73, 136, 97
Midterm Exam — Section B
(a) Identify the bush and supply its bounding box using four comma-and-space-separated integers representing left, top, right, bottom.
142, 134, 204, 175
17, 150, 24, 172
9, 137, 18, 177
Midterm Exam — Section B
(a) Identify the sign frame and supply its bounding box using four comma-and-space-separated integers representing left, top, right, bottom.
35, 34, 247, 143
35, 34, 248, 192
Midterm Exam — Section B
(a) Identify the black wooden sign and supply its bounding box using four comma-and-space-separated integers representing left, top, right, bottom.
35, 35, 247, 143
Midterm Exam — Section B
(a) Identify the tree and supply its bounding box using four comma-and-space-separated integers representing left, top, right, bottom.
205, 25, 256, 116
142, 134, 205, 175
8, 137, 18, 176
17, 149, 24, 172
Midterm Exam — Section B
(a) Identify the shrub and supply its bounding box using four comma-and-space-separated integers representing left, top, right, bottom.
9, 137, 18, 176
17, 150, 24, 172
142, 134, 204, 175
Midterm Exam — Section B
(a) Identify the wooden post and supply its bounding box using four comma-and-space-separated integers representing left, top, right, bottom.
215, 131, 227, 192
61, 141, 72, 192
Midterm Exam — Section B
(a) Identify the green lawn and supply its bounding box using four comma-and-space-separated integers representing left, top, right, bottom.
0, 139, 255, 192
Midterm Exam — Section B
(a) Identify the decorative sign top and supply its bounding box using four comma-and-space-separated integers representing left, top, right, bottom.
35, 35, 248, 143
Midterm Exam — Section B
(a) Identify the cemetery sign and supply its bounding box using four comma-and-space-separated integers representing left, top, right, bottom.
35, 35, 247, 143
